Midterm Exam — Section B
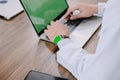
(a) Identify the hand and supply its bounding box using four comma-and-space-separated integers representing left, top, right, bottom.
64, 3, 98, 20
44, 20, 69, 42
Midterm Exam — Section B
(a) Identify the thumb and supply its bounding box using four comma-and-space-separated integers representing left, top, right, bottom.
70, 14, 81, 20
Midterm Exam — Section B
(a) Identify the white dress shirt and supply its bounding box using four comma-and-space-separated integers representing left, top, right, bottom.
57, 0, 120, 80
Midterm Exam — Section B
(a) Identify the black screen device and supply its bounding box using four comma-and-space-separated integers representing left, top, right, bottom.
24, 70, 69, 80
19, 0, 68, 36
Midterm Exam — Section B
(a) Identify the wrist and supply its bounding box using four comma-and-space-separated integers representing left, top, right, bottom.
92, 5, 98, 14
53, 35, 69, 45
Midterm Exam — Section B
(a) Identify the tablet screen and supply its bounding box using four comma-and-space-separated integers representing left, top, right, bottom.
25, 70, 69, 80
20, 0, 68, 36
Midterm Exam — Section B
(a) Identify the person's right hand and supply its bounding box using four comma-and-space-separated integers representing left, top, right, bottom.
64, 3, 98, 20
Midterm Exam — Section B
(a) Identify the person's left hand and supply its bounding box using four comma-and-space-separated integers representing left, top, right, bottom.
44, 20, 69, 42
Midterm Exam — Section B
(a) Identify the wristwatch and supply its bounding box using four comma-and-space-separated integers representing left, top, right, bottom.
53, 35, 69, 45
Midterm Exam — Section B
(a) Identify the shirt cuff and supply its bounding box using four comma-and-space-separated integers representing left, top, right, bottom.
57, 38, 72, 49
97, 2, 106, 17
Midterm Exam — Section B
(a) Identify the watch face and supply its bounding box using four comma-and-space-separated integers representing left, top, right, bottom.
53, 35, 61, 45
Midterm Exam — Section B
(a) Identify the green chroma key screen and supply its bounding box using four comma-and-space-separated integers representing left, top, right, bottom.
20, 0, 68, 36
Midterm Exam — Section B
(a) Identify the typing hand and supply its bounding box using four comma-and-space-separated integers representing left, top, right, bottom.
64, 3, 98, 20
44, 21, 69, 42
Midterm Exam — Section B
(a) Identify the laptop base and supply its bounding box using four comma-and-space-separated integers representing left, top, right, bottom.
40, 16, 102, 47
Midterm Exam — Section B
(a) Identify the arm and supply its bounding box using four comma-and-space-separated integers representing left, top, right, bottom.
57, 1, 120, 80
44, 1, 120, 80
57, 39, 94, 79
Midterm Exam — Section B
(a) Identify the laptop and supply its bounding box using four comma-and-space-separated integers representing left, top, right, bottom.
20, 0, 102, 47
0, 0, 23, 20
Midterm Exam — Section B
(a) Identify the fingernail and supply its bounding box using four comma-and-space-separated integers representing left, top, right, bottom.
51, 21, 53, 23
70, 17, 73, 20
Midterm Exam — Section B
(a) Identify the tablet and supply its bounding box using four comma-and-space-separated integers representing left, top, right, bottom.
24, 70, 69, 80
20, 0, 68, 36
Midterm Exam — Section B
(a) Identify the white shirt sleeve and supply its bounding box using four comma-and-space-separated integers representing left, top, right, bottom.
57, 0, 120, 80
57, 39, 99, 79
97, 3, 106, 17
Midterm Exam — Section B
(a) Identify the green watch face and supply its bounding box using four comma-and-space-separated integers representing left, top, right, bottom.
53, 35, 62, 45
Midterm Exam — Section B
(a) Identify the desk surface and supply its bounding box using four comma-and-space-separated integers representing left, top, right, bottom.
0, 0, 106, 80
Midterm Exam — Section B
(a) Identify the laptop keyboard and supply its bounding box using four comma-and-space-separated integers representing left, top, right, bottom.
61, 19, 83, 32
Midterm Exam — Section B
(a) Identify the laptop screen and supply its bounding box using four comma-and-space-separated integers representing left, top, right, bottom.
20, 0, 68, 36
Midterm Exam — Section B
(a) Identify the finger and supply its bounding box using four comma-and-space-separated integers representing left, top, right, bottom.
64, 8, 72, 19
51, 21, 60, 28
47, 25, 51, 30
64, 24, 69, 31
44, 29, 47, 34
65, 24, 68, 27
44, 29, 53, 41
50, 21, 54, 26
54, 20, 61, 27
56, 20, 61, 24
65, 16, 70, 20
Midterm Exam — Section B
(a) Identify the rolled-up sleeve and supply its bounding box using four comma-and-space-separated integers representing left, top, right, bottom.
57, 0, 120, 80
57, 39, 96, 79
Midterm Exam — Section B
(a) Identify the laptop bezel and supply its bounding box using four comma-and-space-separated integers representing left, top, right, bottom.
19, 0, 69, 36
